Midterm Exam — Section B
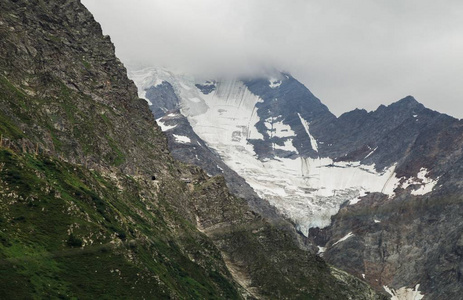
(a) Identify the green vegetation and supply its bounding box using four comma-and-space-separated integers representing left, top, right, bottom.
81, 58, 92, 70
105, 135, 126, 166
0, 148, 240, 299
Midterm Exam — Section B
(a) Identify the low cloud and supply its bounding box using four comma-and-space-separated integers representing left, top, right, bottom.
82, 0, 463, 118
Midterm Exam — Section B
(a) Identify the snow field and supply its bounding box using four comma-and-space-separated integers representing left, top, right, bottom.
130, 67, 439, 237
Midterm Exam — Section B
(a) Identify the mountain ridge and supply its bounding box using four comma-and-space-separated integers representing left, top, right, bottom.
135, 65, 463, 298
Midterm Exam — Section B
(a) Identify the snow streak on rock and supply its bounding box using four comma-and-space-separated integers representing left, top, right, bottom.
332, 232, 354, 246
297, 113, 318, 153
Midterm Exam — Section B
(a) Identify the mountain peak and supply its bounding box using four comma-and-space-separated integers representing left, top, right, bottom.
389, 95, 424, 110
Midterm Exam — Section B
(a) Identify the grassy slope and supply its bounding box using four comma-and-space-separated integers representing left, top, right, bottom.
0, 146, 240, 299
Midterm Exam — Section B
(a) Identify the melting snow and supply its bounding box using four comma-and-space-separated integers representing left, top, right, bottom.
173, 134, 191, 144
156, 119, 177, 131
332, 232, 354, 246
411, 168, 439, 195
383, 284, 424, 300
395, 168, 439, 196
297, 113, 318, 152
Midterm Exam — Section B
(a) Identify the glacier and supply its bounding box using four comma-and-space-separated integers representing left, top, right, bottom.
129, 67, 437, 236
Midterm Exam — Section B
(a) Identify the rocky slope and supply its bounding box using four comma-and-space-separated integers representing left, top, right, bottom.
0, 0, 384, 299
132, 67, 463, 299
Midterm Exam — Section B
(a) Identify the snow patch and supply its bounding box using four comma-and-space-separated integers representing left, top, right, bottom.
383, 284, 424, 300
156, 119, 177, 131
173, 134, 191, 144
269, 78, 282, 88
395, 168, 439, 195
317, 246, 326, 255
374, 219, 381, 223
349, 197, 361, 205
411, 168, 439, 195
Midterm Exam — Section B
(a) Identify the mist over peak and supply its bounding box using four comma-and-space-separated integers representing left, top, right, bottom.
82, 0, 463, 119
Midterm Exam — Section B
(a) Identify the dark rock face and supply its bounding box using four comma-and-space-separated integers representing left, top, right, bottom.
316, 191, 463, 299
195, 81, 216, 94
313, 110, 463, 298
245, 80, 463, 297
146, 81, 180, 118
0, 0, 384, 299
318, 96, 443, 170
244, 75, 336, 158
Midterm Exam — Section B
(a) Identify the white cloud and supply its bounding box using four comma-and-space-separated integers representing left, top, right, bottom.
82, 0, 463, 118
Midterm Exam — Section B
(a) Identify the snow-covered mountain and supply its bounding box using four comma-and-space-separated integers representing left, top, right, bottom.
129, 67, 439, 236
129, 66, 463, 299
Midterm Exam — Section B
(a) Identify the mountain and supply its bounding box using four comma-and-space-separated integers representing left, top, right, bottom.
0, 0, 384, 299
132, 66, 463, 299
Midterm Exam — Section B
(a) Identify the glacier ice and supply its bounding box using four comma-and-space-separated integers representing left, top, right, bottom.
129, 67, 437, 236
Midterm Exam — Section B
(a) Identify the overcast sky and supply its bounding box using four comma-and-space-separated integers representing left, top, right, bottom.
81, 0, 463, 118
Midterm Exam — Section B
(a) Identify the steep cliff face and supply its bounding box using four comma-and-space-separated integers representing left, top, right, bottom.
0, 1, 383, 299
